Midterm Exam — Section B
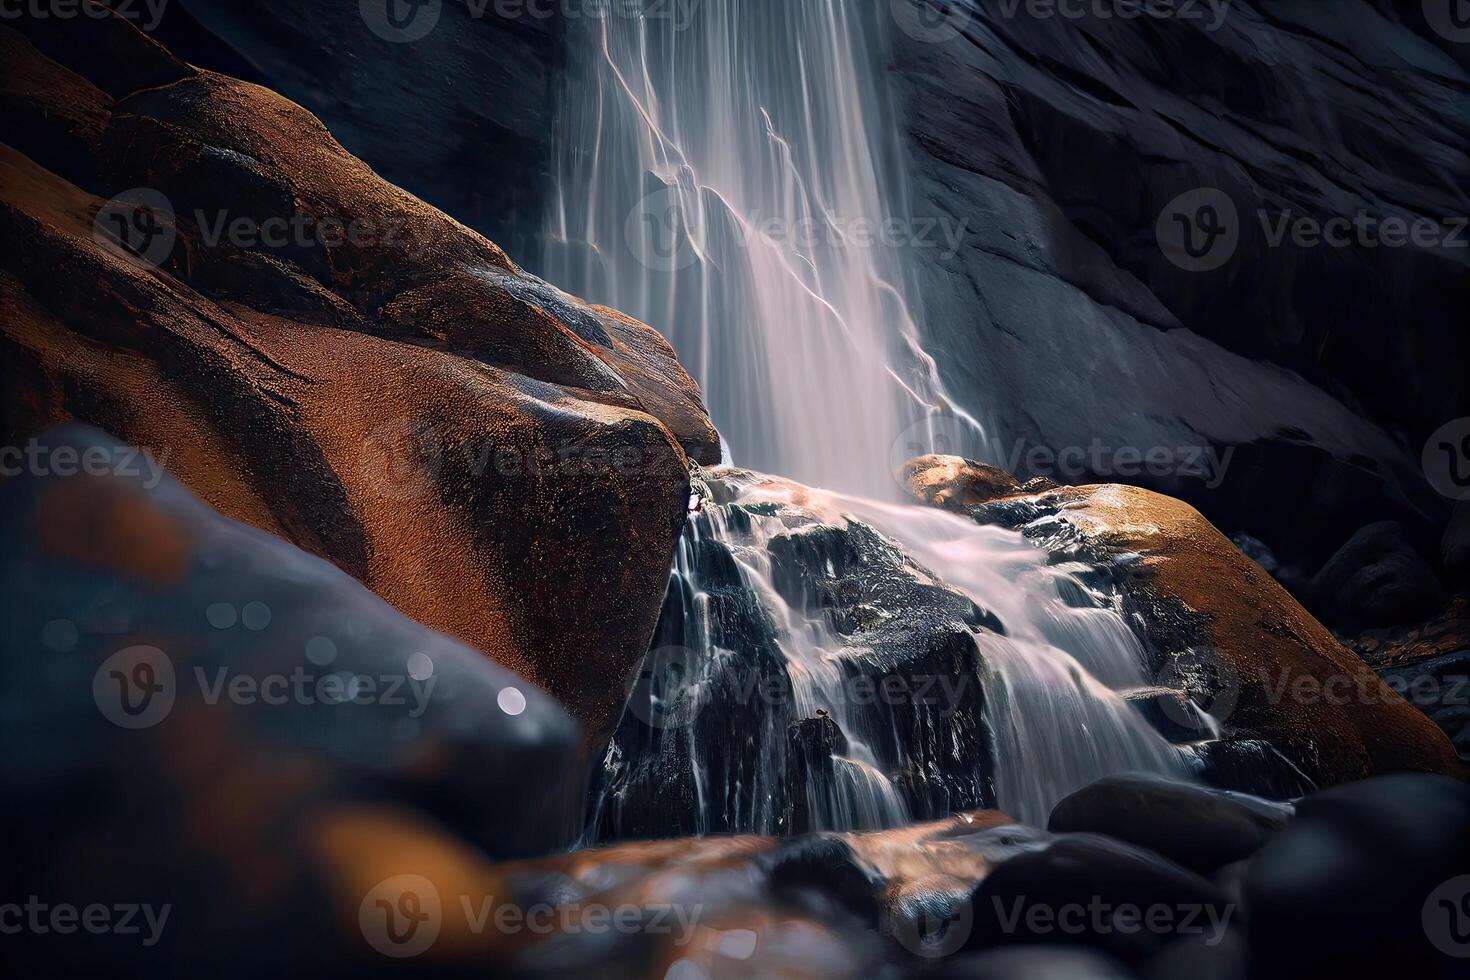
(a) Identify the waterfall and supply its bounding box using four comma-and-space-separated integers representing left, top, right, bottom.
546, 0, 986, 499
589, 471, 1192, 836
550, 2, 1196, 838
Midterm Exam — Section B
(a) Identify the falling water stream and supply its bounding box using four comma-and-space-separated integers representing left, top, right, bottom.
548, 1, 1193, 834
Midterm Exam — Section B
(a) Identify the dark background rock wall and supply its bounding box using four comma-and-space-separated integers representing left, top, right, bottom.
153, 0, 1469, 621
891, 0, 1469, 600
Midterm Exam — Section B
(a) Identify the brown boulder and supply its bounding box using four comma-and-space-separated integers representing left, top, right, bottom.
0, 10, 719, 743
903, 456, 1467, 786
900, 453, 1023, 508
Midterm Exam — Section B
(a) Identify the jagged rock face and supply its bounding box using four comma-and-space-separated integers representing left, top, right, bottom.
0, 9, 720, 743
158, 0, 1470, 593
902, 455, 1468, 788
0, 426, 582, 974
891, 0, 1469, 576
591, 470, 999, 841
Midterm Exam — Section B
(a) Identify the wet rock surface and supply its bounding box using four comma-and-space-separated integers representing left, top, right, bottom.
893, 0, 1469, 586
904, 455, 1468, 789
0, 6, 719, 744
1306, 520, 1445, 628
3, 437, 1467, 976
591, 469, 999, 841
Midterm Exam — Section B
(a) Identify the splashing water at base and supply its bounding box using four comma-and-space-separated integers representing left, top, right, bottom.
552, 3, 1199, 836
740, 475, 1194, 827
592, 471, 1193, 836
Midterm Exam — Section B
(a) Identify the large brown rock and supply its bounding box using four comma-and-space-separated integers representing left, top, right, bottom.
904, 456, 1467, 787
0, 9, 719, 743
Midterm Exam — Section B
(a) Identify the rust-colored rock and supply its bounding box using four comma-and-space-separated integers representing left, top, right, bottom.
903, 456, 1467, 785
900, 453, 1024, 509
0, 10, 719, 743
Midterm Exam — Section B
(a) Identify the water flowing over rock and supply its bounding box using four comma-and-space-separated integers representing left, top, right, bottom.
593, 467, 1195, 838
160, 0, 1469, 588
903, 454, 1468, 788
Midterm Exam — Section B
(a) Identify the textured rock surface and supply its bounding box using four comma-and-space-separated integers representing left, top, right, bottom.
892, 0, 1469, 580
905, 455, 1468, 788
0, 8, 719, 742
591, 468, 1001, 841
157, 0, 1470, 597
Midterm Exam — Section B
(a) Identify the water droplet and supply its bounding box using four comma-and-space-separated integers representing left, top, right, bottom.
305, 636, 338, 666
41, 619, 78, 652
206, 603, 237, 629
497, 686, 527, 717
241, 601, 271, 631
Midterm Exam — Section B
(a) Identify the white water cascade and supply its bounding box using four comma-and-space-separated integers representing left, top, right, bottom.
549, 1, 1196, 834
546, 0, 987, 498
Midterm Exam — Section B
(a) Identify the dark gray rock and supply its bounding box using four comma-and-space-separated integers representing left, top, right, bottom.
1444, 502, 1470, 579
891, 0, 1469, 578
1048, 773, 1291, 874
589, 471, 1000, 840
1307, 520, 1445, 626
163, 0, 560, 260
969, 831, 1235, 962
0, 425, 581, 975
935, 946, 1135, 980
1244, 773, 1470, 979
1378, 648, 1470, 760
